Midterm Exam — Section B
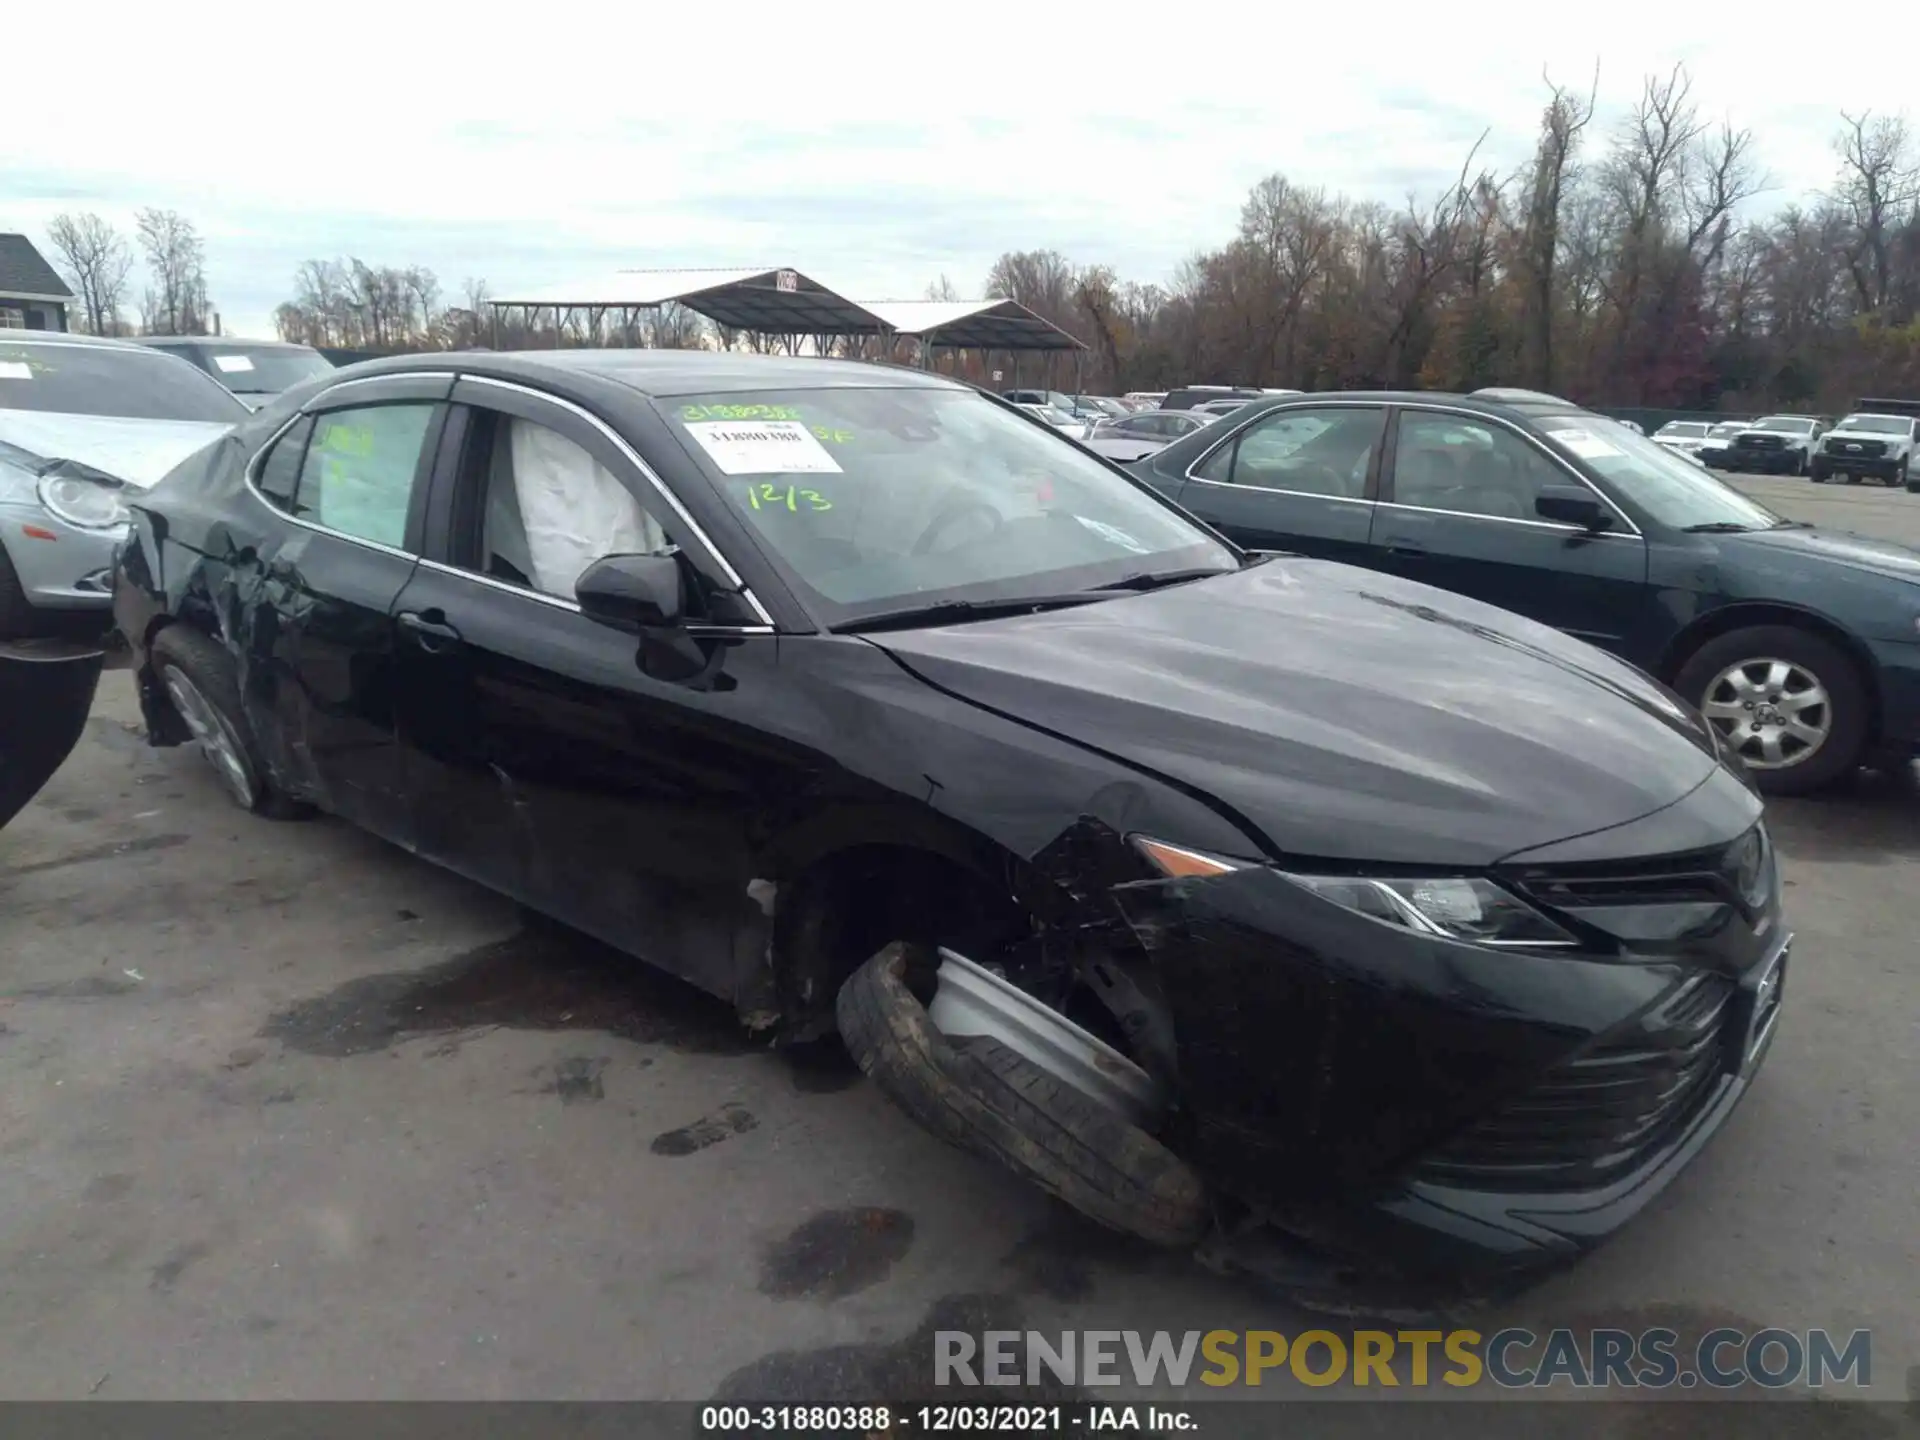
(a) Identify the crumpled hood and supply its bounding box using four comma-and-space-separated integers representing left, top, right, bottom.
0, 409, 234, 492
1733, 524, 1920, 583
873, 559, 1722, 867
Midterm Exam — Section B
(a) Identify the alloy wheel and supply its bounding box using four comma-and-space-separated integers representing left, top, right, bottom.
1700, 657, 1831, 771
162, 667, 257, 808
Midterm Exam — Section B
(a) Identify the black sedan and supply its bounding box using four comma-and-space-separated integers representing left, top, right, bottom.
1131, 388, 1920, 795
112, 353, 1786, 1287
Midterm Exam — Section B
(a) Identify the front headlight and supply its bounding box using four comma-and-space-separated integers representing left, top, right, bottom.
38, 473, 130, 531
1129, 836, 1578, 947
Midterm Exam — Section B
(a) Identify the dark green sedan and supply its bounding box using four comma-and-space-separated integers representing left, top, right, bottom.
1130, 387, 1920, 795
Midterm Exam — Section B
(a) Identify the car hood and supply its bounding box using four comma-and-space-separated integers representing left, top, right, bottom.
1826, 427, 1910, 443
1730, 523, 1920, 582
0, 410, 235, 491
872, 559, 1722, 867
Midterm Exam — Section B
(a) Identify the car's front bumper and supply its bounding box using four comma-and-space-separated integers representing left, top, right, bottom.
1697, 448, 1733, 469
1731, 447, 1807, 474
1108, 777, 1782, 1282
1812, 451, 1906, 481
0, 499, 125, 615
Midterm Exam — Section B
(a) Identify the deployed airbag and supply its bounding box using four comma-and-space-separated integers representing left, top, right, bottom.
507, 419, 664, 596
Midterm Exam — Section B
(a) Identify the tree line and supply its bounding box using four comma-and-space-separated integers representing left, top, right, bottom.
44, 66, 1919, 412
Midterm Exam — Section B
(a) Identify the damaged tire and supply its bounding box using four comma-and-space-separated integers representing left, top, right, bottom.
151, 626, 311, 820
836, 942, 1208, 1248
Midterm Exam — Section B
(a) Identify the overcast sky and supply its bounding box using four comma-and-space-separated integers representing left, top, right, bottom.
7, 2, 1911, 340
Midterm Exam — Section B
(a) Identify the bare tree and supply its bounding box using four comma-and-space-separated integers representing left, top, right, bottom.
135, 208, 211, 335
1832, 111, 1920, 315
925, 273, 960, 301
45, 212, 134, 335
1517, 69, 1597, 386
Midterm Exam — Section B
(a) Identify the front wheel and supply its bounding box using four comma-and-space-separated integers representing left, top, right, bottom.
1674, 625, 1869, 796
150, 626, 312, 819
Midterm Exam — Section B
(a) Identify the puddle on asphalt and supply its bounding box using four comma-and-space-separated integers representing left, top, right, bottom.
261, 927, 759, 1058
759, 1207, 916, 1301
650, 1101, 759, 1156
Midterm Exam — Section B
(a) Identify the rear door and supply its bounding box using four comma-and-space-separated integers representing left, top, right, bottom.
246, 372, 450, 844
1171, 403, 1386, 562
390, 377, 787, 997
1368, 406, 1651, 653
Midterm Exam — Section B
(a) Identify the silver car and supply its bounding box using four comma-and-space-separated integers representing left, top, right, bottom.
1080, 408, 1217, 462
0, 332, 247, 637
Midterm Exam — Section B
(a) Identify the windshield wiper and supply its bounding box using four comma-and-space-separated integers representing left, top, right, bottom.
1087, 565, 1240, 592
836, 594, 1108, 634
1682, 522, 1759, 533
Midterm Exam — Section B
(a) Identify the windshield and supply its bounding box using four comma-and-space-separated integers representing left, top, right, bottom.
1656, 423, 1708, 439
192, 346, 334, 396
1535, 414, 1786, 530
1028, 404, 1076, 425
664, 387, 1237, 625
0, 341, 248, 423
1707, 423, 1746, 440
1753, 417, 1816, 434
1836, 415, 1912, 435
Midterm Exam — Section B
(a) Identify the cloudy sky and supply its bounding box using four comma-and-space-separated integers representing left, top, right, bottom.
7, 2, 1910, 339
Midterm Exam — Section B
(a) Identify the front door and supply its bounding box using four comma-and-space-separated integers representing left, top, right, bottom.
1170, 404, 1386, 563
391, 379, 785, 998
1369, 407, 1651, 655
244, 374, 449, 844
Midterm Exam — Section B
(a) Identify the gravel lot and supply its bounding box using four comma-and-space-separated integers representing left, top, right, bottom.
2, 468, 1916, 1417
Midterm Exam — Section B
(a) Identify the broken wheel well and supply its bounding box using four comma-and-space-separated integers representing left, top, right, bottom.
772, 842, 1034, 1041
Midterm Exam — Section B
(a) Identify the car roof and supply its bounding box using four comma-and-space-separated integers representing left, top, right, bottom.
134, 335, 315, 352
329, 348, 968, 399
0, 330, 151, 354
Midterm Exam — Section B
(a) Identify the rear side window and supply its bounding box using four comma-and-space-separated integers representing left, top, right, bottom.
253, 416, 313, 511
295, 403, 436, 548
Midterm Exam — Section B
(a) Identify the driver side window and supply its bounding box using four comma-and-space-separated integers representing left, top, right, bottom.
1193, 406, 1382, 497
1390, 412, 1576, 521
455, 409, 672, 600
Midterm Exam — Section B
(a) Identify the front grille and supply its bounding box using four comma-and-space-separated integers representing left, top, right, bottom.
1830, 438, 1888, 458
1736, 433, 1785, 451
1418, 974, 1734, 1191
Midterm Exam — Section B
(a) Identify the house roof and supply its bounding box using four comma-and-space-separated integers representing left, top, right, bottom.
0, 234, 74, 300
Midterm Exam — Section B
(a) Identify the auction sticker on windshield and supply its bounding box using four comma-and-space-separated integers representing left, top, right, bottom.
212, 355, 256, 373
0, 362, 33, 381
683, 419, 843, 475
1554, 429, 1622, 460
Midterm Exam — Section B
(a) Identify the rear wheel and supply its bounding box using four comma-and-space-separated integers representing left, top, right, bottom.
150, 626, 311, 819
1674, 625, 1869, 795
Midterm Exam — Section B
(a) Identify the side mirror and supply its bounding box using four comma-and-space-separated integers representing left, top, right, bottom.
575, 552, 685, 632
1535, 485, 1610, 530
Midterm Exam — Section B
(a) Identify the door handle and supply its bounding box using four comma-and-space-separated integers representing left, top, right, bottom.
398, 609, 462, 651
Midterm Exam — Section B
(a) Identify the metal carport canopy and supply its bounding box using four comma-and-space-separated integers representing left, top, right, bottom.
488, 267, 886, 334
854, 298, 1086, 351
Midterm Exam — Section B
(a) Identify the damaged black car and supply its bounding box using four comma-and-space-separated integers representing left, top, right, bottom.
111, 352, 1789, 1290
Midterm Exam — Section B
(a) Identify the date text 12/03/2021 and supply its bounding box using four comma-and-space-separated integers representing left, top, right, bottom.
700, 1404, 1194, 1432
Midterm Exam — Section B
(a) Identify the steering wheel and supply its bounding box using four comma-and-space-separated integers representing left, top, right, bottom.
910, 500, 1006, 557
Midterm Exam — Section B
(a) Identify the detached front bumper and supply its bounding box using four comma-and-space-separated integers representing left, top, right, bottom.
1109, 802, 1783, 1283
0, 499, 124, 616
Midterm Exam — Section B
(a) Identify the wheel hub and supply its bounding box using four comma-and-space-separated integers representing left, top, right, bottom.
163, 669, 255, 808
1700, 657, 1831, 771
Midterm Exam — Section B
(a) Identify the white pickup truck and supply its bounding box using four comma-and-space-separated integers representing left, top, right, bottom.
1810, 400, 1920, 490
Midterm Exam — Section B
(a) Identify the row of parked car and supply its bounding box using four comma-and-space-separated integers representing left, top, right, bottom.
1652, 404, 1920, 488
4, 345, 1800, 1291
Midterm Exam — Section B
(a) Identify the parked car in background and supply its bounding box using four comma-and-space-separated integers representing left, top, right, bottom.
0, 332, 248, 638
135, 337, 334, 411
1697, 421, 1750, 470
1193, 398, 1254, 419
1162, 385, 1266, 411
1004, 389, 1102, 423
1129, 387, 1920, 794
112, 349, 1783, 1283
1122, 392, 1167, 410
1016, 401, 1086, 433
1076, 396, 1131, 420
1652, 420, 1712, 459
1730, 415, 1828, 476
1614, 418, 1645, 435
1079, 407, 1216, 462
1811, 410, 1919, 488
